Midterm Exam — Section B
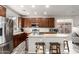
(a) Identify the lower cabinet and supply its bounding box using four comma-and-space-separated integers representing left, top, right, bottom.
13, 33, 28, 48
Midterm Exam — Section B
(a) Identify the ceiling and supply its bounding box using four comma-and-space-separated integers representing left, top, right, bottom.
7, 5, 79, 17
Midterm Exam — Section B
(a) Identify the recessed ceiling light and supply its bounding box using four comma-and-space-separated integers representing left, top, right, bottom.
45, 5, 50, 8
26, 12, 30, 15
34, 12, 37, 15
32, 5, 35, 8
20, 5, 24, 8
44, 11, 47, 15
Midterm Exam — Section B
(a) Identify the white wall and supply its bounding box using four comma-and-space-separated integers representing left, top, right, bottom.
6, 7, 20, 17
72, 16, 79, 27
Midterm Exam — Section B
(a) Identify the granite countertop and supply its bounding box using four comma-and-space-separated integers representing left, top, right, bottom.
28, 33, 70, 38
12, 41, 25, 54
13, 32, 24, 35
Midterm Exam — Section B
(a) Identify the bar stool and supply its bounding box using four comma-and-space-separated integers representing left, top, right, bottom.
49, 42, 60, 54
35, 42, 45, 54
63, 40, 69, 53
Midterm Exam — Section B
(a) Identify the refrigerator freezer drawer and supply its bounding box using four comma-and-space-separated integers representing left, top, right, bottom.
0, 41, 13, 54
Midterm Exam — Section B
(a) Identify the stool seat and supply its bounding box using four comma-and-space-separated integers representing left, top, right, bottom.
35, 42, 45, 54
35, 42, 45, 45
49, 42, 60, 54
50, 42, 60, 45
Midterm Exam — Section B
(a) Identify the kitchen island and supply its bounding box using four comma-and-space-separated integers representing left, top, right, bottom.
27, 33, 70, 54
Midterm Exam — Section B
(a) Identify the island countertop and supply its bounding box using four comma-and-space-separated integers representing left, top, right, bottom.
13, 32, 24, 35
28, 33, 70, 38
28, 33, 70, 54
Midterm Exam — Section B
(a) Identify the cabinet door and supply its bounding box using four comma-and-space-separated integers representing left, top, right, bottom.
21, 18, 55, 28
13, 36, 16, 48
19, 33, 26, 42
21, 18, 25, 27
24, 18, 28, 27
0, 5, 6, 17
30, 18, 36, 23
48, 18, 55, 28
25, 18, 32, 27
38, 18, 42, 27
45, 18, 49, 27
39, 18, 48, 27
13, 35, 19, 48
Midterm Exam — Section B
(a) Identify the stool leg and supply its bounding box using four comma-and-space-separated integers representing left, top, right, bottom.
63, 41, 69, 53
35, 42, 45, 54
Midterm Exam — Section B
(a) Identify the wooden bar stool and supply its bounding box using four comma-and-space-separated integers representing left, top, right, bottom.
35, 42, 45, 54
63, 40, 69, 53
49, 42, 60, 54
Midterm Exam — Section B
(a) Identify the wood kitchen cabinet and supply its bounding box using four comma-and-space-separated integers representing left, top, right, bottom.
13, 35, 19, 48
21, 18, 32, 27
18, 18, 26, 28
19, 18, 24, 27
0, 5, 6, 17
48, 18, 55, 27
39, 18, 49, 27
38, 18, 55, 27
20, 18, 55, 28
13, 33, 28, 48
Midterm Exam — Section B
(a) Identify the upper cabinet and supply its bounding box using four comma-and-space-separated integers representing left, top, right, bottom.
0, 5, 6, 17
23, 18, 32, 27
38, 18, 49, 27
48, 18, 55, 27
18, 18, 55, 28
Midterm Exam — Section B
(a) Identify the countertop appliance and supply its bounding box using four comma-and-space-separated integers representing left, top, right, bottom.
31, 23, 39, 35
49, 28, 58, 33
0, 16, 13, 54
32, 29, 39, 35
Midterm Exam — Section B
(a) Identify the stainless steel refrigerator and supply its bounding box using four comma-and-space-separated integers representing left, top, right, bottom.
0, 16, 13, 54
